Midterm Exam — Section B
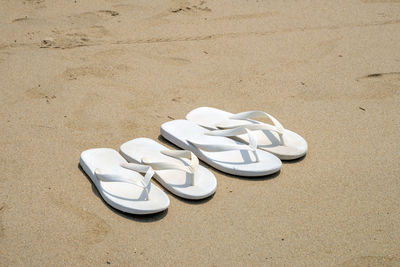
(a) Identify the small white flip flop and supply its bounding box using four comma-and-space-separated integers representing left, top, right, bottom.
186, 107, 308, 160
120, 138, 217, 200
160, 120, 282, 177
80, 148, 170, 214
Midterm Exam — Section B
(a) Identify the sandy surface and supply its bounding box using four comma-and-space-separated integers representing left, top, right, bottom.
1, 0, 400, 266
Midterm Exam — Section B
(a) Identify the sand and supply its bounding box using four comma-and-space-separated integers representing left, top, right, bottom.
1, 0, 400, 266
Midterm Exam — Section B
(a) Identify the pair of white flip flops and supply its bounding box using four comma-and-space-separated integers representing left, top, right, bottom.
80, 107, 307, 215
161, 107, 308, 176
80, 138, 217, 215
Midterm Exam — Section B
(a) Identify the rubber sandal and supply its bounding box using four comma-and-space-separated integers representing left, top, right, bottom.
80, 148, 170, 214
160, 120, 281, 176
186, 107, 308, 160
120, 138, 217, 200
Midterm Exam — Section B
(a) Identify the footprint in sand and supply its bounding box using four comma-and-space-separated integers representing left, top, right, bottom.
68, 10, 119, 25
42, 25, 109, 49
144, 54, 192, 66
62, 64, 130, 80
40, 32, 92, 49
170, 0, 212, 14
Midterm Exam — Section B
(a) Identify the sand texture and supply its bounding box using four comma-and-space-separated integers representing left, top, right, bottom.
1, 0, 400, 266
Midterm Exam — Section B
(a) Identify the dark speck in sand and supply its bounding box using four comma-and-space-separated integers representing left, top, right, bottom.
281, 238, 284, 241
360, 72, 400, 80
172, 8, 183, 13
301, 82, 305, 85
338, 55, 343, 57
107, 261, 110, 264
99, 10, 119, 16
359, 107, 366, 111
12, 16, 28, 22
366, 73, 382, 78
167, 116, 175, 120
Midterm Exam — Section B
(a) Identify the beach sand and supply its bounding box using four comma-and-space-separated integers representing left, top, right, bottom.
1, 0, 400, 265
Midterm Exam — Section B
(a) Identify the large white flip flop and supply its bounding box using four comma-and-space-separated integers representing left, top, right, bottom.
80, 148, 170, 214
160, 120, 282, 177
120, 138, 217, 200
186, 107, 308, 160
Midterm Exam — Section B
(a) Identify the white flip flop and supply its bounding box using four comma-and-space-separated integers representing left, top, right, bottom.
80, 148, 170, 214
120, 138, 217, 200
160, 120, 282, 177
186, 107, 308, 160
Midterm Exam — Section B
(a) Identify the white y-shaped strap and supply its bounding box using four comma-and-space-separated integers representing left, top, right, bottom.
141, 150, 199, 186
189, 128, 260, 162
217, 110, 285, 145
94, 163, 155, 201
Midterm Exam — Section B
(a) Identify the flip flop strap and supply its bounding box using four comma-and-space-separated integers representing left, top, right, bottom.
188, 128, 260, 162
121, 163, 155, 186
228, 110, 284, 134
141, 150, 199, 185
95, 163, 155, 200
216, 110, 285, 145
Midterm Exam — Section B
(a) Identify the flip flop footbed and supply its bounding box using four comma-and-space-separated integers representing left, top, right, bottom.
80, 148, 169, 214
120, 138, 217, 199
